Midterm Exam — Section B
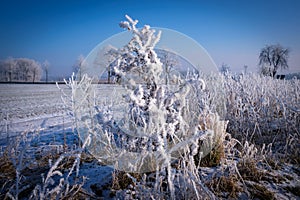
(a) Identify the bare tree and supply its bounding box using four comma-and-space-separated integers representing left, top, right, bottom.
0, 58, 16, 82
43, 60, 50, 83
159, 49, 178, 84
243, 65, 248, 74
0, 60, 7, 81
73, 54, 85, 81
94, 45, 118, 83
105, 46, 118, 83
17, 59, 30, 81
6, 57, 16, 82
31, 62, 42, 82
259, 44, 289, 77
219, 63, 231, 75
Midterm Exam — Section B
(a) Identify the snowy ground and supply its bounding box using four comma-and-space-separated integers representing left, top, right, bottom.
0, 84, 72, 138
0, 84, 124, 139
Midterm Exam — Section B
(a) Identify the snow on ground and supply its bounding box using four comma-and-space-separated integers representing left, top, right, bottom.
0, 83, 124, 138
0, 84, 72, 138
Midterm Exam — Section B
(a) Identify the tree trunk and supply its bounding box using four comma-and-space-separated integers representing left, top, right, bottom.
33, 70, 36, 83
9, 72, 12, 82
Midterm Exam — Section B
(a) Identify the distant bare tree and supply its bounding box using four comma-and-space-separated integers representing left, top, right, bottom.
159, 50, 178, 84
43, 60, 50, 83
220, 63, 231, 75
31, 62, 42, 82
105, 47, 118, 83
259, 44, 289, 77
0, 60, 7, 81
17, 59, 30, 81
243, 65, 248, 74
0, 58, 16, 82
73, 54, 85, 81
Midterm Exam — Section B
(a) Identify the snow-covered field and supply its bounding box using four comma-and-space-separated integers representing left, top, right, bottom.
0, 84, 71, 138
0, 84, 124, 139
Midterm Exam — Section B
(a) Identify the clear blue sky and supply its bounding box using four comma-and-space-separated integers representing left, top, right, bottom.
0, 0, 299, 77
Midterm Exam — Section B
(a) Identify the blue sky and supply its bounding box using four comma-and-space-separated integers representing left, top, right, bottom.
0, 0, 299, 77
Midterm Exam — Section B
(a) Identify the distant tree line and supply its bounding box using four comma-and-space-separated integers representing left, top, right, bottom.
0, 57, 42, 82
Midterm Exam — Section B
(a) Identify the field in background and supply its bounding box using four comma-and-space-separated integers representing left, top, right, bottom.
0, 84, 71, 139
0, 84, 123, 139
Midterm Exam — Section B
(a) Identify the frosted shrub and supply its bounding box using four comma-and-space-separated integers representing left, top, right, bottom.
5, 132, 30, 200
62, 15, 228, 199
224, 73, 300, 161
57, 73, 95, 133
29, 153, 87, 200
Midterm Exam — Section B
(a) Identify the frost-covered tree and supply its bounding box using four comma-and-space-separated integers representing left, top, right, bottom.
17, 58, 42, 82
114, 15, 162, 85
0, 57, 15, 82
0, 57, 42, 82
7, 58, 16, 82
112, 15, 212, 167
259, 44, 289, 77
73, 54, 86, 80
114, 15, 172, 132
158, 49, 178, 84
243, 65, 248, 74
18, 59, 30, 81
219, 63, 231, 75
96, 45, 118, 83
31, 62, 42, 83
42, 60, 50, 83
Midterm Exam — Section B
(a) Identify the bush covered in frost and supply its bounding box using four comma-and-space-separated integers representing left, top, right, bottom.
65, 15, 228, 199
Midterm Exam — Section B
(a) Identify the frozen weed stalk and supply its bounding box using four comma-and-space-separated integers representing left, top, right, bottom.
66, 15, 227, 199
